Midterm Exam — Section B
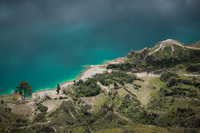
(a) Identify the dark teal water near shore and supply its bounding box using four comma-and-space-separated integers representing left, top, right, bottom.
0, 0, 200, 95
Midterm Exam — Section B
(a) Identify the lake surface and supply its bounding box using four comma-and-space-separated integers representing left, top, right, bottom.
0, 0, 200, 95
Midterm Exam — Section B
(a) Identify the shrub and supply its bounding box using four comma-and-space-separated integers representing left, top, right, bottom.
37, 104, 48, 112
34, 112, 46, 122
160, 72, 179, 82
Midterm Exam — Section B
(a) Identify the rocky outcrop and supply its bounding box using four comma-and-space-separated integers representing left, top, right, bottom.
126, 49, 136, 58
126, 48, 149, 61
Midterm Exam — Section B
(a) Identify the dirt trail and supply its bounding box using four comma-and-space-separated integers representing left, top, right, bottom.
134, 72, 160, 78
97, 82, 109, 92
148, 39, 200, 56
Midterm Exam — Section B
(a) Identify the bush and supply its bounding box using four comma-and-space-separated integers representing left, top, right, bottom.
106, 62, 133, 71
73, 71, 136, 97
37, 104, 48, 112
34, 112, 46, 122
74, 78, 101, 97
63, 89, 72, 95
93, 71, 136, 86
187, 63, 200, 72
59, 97, 64, 99
160, 72, 179, 82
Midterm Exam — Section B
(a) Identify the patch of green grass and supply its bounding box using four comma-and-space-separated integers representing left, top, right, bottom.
72, 127, 87, 133
141, 59, 147, 66
148, 45, 159, 54
125, 56, 136, 62
93, 128, 123, 133
34, 112, 47, 122
90, 93, 109, 113
183, 48, 194, 55
117, 88, 128, 97
150, 91, 162, 100
149, 77, 166, 89
152, 46, 172, 59
173, 45, 182, 56
163, 46, 172, 58
113, 94, 123, 109
176, 75, 189, 80
93, 124, 170, 133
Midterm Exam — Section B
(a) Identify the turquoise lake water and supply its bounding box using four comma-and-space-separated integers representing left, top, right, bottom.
0, 0, 200, 95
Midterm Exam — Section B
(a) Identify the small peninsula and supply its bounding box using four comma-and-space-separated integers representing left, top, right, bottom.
0, 39, 200, 133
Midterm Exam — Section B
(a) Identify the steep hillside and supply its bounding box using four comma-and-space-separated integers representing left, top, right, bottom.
107, 39, 200, 73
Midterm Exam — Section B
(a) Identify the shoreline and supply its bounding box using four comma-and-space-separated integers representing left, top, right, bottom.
60, 65, 90, 86
30, 57, 126, 99
0, 57, 125, 99
59, 57, 126, 89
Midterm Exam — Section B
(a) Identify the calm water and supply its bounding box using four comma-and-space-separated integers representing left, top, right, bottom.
0, 0, 200, 95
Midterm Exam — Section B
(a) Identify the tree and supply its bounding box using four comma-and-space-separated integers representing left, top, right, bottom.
56, 84, 61, 94
114, 82, 118, 89
16, 81, 32, 100
73, 80, 76, 85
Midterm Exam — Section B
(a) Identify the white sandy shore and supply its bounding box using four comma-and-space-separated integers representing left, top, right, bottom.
61, 65, 112, 88
31, 57, 127, 100
31, 64, 112, 100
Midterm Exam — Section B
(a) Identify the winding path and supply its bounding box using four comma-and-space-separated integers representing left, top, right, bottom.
148, 39, 200, 56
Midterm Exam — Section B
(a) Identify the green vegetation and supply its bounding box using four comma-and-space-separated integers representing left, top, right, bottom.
125, 56, 136, 62
160, 71, 179, 82
187, 63, 200, 72
0, 103, 30, 132
37, 103, 48, 112
74, 78, 101, 97
34, 104, 48, 122
152, 46, 172, 58
106, 62, 134, 71
93, 71, 136, 86
56, 83, 61, 94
